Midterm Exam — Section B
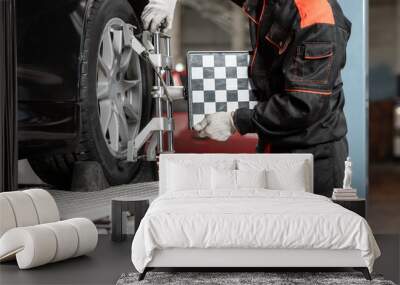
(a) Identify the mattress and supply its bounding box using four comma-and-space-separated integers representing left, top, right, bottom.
131, 190, 380, 273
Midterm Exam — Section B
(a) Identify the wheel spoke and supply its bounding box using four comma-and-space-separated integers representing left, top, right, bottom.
98, 56, 110, 78
123, 103, 140, 123
99, 100, 112, 135
97, 82, 109, 100
113, 101, 129, 144
118, 114, 129, 145
111, 27, 123, 59
102, 27, 114, 69
109, 112, 120, 152
121, 79, 140, 93
120, 48, 132, 73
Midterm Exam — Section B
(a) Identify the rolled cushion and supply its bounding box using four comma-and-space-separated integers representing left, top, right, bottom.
0, 226, 57, 268
42, 221, 79, 262
23, 189, 60, 223
1, 192, 39, 227
64, 218, 98, 257
0, 218, 98, 269
0, 196, 17, 237
0, 189, 60, 239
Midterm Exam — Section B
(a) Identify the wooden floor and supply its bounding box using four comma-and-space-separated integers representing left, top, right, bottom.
368, 162, 400, 234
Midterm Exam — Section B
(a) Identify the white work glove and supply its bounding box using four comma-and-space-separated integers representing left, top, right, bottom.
141, 0, 177, 32
194, 112, 236, 142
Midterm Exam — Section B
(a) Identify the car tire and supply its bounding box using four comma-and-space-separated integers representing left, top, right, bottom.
29, 0, 154, 190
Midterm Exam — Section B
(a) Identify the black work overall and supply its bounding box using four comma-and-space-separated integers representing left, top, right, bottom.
232, 0, 352, 197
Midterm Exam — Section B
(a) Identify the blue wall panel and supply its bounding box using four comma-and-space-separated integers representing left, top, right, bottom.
337, 0, 368, 197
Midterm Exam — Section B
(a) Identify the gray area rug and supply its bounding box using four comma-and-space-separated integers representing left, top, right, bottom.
116, 272, 396, 285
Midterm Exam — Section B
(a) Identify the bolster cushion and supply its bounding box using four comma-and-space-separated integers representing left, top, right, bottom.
0, 196, 17, 237
0, 189, 60, 237
0, 218, 98, 269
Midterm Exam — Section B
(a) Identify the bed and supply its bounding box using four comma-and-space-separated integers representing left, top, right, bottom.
131, 154, 380, 280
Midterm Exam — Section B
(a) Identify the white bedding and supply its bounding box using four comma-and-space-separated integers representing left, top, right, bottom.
131, 190, 380, 273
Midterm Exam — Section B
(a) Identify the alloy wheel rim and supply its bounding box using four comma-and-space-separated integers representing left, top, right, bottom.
96, 18, 142, 158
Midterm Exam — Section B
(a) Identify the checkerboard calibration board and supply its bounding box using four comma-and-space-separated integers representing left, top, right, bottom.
187, 51, 258, 128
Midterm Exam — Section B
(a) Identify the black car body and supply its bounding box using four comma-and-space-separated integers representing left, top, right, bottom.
17, 0, 86, 157
17, 0, 152, 189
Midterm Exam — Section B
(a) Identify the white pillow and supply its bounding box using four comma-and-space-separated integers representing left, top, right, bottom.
266, 168, 306, 192
211, 169, 268, 191
167, 162, 211, 191
211, 168, 236, 190
237, 169, 267, 189
238, 159, 308, 192
167, 160, 236, 192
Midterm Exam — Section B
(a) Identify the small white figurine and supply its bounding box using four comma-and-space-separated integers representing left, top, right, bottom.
343, 157, 352, 189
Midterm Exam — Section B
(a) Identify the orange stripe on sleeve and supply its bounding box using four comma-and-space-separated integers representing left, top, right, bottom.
294, 0, 335, 29
285, 88, 332, 96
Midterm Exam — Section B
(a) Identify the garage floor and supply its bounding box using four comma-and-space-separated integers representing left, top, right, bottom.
18, 162, 158, 222
50, 182, 158, 221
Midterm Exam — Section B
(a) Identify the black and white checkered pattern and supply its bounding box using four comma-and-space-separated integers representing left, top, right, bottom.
187, 51, 258, 128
